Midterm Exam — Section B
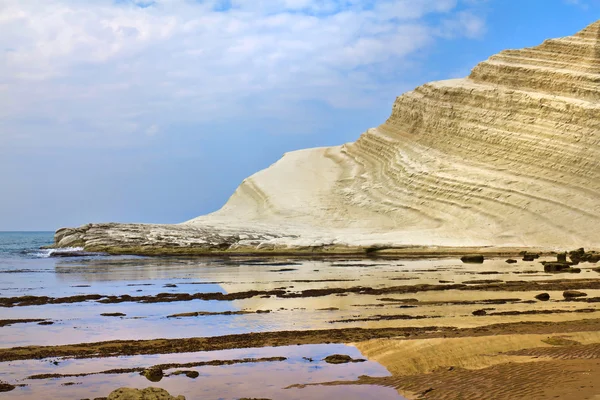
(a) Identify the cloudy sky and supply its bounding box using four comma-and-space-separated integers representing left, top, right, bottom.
0, 0, 598, 230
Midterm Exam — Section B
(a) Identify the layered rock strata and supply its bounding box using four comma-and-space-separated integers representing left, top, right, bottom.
54, 20, 600, 254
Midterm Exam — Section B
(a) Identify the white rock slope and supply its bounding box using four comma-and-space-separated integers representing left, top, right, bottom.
55, 21, 600, 253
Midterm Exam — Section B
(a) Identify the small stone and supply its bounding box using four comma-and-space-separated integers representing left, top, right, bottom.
535, 293, 550, 301
472, 309, 487, 316
505, 259, 518, 264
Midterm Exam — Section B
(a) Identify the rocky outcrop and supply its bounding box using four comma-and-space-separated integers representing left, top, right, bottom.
53, 20, 600, 255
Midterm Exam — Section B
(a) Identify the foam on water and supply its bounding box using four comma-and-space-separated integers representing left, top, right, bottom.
30, 246, 86, 258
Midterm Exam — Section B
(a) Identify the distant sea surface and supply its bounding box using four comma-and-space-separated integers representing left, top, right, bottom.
0, 231, 55, 259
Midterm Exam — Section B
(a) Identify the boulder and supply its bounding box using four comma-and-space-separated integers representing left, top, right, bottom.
461, 255, 484, 264
472, 309, 487, 316
108, 387, 185, 400
505, 259, 518, 264
557, 253, 567, 263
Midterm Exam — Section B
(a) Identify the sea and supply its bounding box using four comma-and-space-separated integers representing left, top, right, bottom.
0, 231, 56, 260
0, 231, 406, 399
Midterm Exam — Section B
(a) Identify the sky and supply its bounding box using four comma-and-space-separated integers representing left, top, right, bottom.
0, 0, 599, 231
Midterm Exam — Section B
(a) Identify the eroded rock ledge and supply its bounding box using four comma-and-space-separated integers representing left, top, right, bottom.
52, 223, 306, 255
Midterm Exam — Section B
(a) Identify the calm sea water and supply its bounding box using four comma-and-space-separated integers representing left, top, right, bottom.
0, 232, 405, 399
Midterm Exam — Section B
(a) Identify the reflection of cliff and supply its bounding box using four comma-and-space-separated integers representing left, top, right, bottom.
56, 21, 600, 252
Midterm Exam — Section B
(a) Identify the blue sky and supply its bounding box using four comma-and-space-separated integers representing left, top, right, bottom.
0, 0, 598, 231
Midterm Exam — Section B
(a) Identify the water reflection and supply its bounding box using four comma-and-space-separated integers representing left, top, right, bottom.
0, 344, 406, 400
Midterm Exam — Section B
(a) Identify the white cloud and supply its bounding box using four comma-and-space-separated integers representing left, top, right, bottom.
0, 0, 486, 148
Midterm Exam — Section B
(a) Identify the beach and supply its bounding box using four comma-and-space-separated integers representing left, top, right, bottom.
2, 233, 600, 399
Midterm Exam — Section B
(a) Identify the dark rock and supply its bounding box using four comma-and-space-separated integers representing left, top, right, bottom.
563, 290, 587, 299
163, 284, 178, 288
522, 252, 540, 262
586, 254, 600, 263
184, 371, 199, 379
472, 309, 487, 316
543, 262, 577, 273
569, 248, 586, 264
38, 321, 54, 325
171, 370, 199, 379
141, 366, 164, 382
505, 259, 518, 264
100, 313, 126, 317
323, 354, 366, 364
535, 293, 550, 301
0, 381, 15, 392
557, 253, 567, 263
460, 255, 484, 264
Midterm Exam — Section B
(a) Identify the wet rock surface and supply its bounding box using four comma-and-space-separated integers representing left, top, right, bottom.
323, 354, 366, 364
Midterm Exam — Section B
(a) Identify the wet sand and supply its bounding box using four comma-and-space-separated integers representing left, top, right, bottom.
1, 255, 600, 399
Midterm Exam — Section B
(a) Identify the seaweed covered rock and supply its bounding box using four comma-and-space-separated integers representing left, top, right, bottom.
108, 387, 185, 400
323, 354, 366, 364
141, 366, 163, 382
0, 381, 15, 393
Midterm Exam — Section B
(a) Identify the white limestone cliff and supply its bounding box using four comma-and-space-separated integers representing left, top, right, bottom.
54, 20, 600, 254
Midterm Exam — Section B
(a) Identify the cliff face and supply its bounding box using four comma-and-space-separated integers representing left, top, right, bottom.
55, 21, 600, 254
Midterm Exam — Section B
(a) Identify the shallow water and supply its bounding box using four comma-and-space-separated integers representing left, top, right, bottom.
1, 344, 402, 399
1, 233, 598, 399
